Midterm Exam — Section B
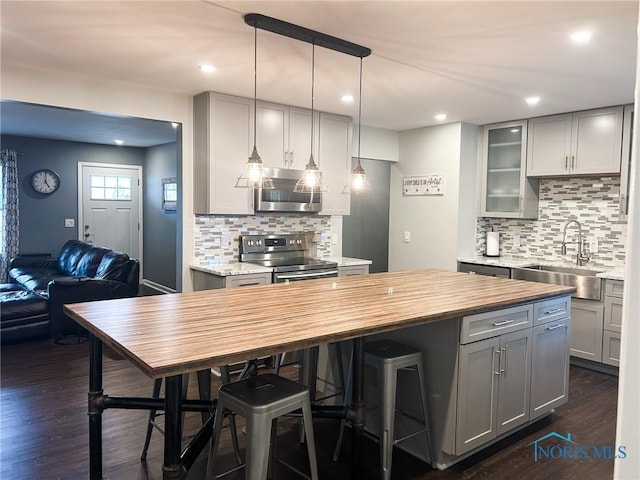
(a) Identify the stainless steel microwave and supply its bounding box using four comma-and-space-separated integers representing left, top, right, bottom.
254, 168, 322, 213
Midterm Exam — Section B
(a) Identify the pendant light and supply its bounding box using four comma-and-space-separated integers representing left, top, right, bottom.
294, 43, 328, 194
236, 26, 274, 189
343, 57, 371, 194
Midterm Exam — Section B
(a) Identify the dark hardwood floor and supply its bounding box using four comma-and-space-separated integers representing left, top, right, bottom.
0, 338, 618, 480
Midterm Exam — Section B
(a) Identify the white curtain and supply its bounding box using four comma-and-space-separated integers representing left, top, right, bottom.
1, 149, 20, 282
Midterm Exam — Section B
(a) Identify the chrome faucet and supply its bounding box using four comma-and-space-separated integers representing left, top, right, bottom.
561, 219, 590, 266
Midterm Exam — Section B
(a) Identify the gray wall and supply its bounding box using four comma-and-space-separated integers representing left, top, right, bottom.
389, 122, 478, 271
0, 134, 145, 256
144, 142, 177, 290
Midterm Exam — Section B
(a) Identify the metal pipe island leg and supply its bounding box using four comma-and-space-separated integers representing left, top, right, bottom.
162, 374, 185, 480
349, 337, 366, 478
88, 335, 103, 480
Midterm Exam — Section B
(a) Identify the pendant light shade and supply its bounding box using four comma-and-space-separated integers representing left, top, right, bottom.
236, 27, 273, 189
294, 44, 328, 194
343, 57, 371, 194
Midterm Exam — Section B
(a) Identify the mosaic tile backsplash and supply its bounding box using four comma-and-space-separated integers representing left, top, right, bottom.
194, 214, 333, 265
476, 176, 627, 270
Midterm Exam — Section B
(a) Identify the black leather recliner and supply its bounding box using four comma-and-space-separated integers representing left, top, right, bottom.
8, 240, 139, 338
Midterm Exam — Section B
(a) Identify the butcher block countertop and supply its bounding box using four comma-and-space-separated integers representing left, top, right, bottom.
64, 269, 574, 379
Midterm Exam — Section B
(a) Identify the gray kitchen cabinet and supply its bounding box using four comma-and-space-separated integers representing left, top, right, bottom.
480, 120, 539, 219
526, 106, 624, 176
456, 305, 533, 455
318, 112, 352, 215
530, 317, 570, 420
338, 264, 370, 276
193, 91, 254, 215
256, 101, 318, 170
192, 270, 271, 290
603, 279, 624, 367
620, 105, 633, 220
570, 298, 604, 362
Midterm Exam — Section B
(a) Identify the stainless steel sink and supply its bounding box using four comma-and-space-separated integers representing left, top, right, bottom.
511, 264, 603, 300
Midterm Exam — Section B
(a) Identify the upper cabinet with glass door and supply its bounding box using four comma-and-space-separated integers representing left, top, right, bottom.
480, 121, 539, 219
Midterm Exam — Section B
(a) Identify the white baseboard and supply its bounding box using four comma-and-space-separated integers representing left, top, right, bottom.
141, 279, 176, 294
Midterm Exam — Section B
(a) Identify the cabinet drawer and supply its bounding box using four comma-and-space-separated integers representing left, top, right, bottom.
461, 304, 533, 344
534, 296, 571, 326
225, 273, 271, 288
602, 331, 621, 367
605, 280, 624, 299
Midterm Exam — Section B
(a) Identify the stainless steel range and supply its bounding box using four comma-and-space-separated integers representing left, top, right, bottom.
240, 233, 338, 283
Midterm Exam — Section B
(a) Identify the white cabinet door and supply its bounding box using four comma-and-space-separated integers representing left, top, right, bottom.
288, 107, 318, 170
481, 120, 538, 218
193, 92, 254, 215
530, 319, 570, 419
570, 107, 623, 175
256, 101, 289, 169
318, 112, 352, 215
526, 107, 623, 177
526, 114, 572, 176
602, 331, 621, 367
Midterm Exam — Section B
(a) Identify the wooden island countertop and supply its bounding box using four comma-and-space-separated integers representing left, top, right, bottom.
64, 269, 574, 379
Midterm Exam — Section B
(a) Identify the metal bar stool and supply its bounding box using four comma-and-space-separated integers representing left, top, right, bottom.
140, 368, 242, 467
334, 339, 432, 480
206, 373, 319, 480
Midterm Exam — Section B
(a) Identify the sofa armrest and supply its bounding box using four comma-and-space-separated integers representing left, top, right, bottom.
47, 277, 138, 337
9, 253, 57, 270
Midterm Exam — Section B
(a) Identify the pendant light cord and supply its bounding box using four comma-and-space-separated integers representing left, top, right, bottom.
310, 43, 315, 161
253, 26, 258, 147
357, 56, 363, 169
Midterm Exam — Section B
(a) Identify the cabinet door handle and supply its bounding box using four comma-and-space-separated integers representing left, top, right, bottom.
620, 194, 626, 215
545, 323, 565, 331
571, 155, 576, 169
493, 319, 514, 327
565, 155, 569, 170
289, 150, 294, 166
544, 308, 564, 315
501, 346, 508, 375
494, 348, 501, 376
519, 196, 523, 214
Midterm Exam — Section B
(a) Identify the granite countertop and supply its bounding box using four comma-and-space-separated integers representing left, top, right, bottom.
190, 263, 273, 276
191, 257, 372, 276
458, 255, 625, 282
328, 257, 372, 267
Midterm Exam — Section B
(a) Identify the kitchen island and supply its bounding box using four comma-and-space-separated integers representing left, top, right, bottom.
64, 269, 573, 479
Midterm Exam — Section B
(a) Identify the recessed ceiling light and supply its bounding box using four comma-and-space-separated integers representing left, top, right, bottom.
570, 31, 592, 45
434, 113, 447, 121
341, 94, 354, 103
198, 64, 216, 73
114, 139, 124, 145
525, 96, 540, 106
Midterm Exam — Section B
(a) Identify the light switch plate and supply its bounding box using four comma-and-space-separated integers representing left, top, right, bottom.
403, 231, 411, 243
64, 218, 75, 228
512, 235, 521, 246
589, 240, 598, 253
331, 233, 338, 245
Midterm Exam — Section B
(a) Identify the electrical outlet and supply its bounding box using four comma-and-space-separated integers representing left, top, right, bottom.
64, 218, 75, 228
512, 235, 521, 246
589, 240, 598, 254
403, 231, 411, 243
331, 233, 338, 245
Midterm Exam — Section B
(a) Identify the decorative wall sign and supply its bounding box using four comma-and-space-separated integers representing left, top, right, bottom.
403, 175, 444, 196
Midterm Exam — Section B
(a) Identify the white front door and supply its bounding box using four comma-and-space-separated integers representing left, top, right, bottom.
78, 162, 142, 266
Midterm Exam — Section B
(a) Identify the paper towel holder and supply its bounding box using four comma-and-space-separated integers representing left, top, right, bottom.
485, 229, 500, 257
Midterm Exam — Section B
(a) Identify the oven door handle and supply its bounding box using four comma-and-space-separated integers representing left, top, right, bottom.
275, 270, 339, 280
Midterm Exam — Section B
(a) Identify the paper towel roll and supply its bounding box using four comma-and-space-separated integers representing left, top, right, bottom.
486, 231, 500, 257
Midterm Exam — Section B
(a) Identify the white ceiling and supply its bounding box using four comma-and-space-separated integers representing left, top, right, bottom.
1, 1, 638, 147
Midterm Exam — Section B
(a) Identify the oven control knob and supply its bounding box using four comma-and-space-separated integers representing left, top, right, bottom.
258, 240, 262, 246
248, 240, 254, 246
297, 239, 302, 244
289, 240, 294, 245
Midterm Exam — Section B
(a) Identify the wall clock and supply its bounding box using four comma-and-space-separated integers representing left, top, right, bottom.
31, 169, 61, 195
